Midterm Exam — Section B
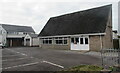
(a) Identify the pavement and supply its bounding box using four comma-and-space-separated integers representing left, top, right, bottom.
1, 47, 101, 71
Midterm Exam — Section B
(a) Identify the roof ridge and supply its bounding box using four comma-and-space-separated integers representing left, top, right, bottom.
51, 4, 112, 19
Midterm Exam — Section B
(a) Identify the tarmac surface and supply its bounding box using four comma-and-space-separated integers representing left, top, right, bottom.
1, 47, 101, 71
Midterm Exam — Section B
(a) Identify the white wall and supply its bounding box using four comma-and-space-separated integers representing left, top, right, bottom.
32, 38, 39, 46
24, 34, 32, 46
24, 34, 39, 46
0, 25, 7, 46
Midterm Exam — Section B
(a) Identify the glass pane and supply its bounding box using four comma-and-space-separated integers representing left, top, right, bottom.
85, 38, 88, 44
49, 40, 52, 44
58, 40, 63, 44
75, 38, 79, 44
64, 40, 67, 44
80, 38, 84, 44
71, 38, 74, 43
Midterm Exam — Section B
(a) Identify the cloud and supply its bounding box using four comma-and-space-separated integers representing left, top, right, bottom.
0, 1, 119, 33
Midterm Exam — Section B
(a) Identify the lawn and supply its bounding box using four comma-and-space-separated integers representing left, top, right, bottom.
64, 65, 103, 71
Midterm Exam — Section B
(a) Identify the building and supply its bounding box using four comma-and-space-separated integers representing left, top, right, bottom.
24, 34, 39, 47
0, 24, 36, 47
38, 4, 113, 51
113, 30, 119, 48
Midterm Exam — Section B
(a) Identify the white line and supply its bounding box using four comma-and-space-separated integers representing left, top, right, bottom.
2, 57, 33, 62
0, 68, 2, 70
43, 61, 64, 69
3, 62, 39, 70
21, 53, 27, 56
5, 48, 28, 56
16, 52, 20, 54
1, 55, 18, 57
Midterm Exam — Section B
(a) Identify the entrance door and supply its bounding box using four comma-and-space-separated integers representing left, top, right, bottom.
26, 39, 30, 46
71, 36, 89, 50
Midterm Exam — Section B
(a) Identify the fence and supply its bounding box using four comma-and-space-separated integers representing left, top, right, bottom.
101, 48, 120, 68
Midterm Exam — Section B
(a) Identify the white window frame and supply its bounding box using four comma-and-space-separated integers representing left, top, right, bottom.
54, 37, 68, 45
40, 38, 53, 45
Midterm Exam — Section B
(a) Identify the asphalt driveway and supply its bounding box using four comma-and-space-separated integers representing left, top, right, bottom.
1, 47, 101, 71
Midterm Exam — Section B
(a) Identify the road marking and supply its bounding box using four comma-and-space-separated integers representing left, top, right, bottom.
2, 57, 33, 62
1, 55, 19, 58
43, 60, 64, 69
0, 68, 2, 70
2, 62, 39, 70
3, 48, 65, 69
21, 53, 27, 56
5, 48, 28, 56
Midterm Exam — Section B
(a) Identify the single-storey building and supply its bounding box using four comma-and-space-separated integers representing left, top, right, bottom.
38, 4, 113, 51
24, 34, 39, 47
0, 24, 36, 47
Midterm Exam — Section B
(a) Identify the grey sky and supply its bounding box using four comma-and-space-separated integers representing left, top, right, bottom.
0, 0, 119, 34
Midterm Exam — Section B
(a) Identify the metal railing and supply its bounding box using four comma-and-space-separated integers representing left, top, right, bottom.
101, 48, 120, 68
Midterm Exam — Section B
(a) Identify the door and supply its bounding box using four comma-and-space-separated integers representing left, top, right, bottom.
26, 39, 30, 46
71, 36, 89, 50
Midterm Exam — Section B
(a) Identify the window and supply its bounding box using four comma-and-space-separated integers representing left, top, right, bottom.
75, 38, 79, 44
85, 38, 88, 44
71, 37, 79, 44
71, 38, 74, 43
41, 38, 53, 44
80, 38, 84, 44
64, 40, 67, 44
56, 40, 63, 44
55, 37, 68, 45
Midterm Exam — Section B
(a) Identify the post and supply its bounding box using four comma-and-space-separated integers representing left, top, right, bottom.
100, 34, 104, 68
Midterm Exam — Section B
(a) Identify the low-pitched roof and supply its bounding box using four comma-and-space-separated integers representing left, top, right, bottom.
39, 4, 112, 37
28, 34, 38, 38
1, 24, 35, 33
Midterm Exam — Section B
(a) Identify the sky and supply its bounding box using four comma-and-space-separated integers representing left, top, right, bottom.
0, 0, 119, 34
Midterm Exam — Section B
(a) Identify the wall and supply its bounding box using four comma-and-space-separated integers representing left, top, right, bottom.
89, 35, 102, 51
102, 7, 113, 49
24, 34, 32, 46
0, 25, 7, 46
32, 37, 39, 46
89, 8, 113, 51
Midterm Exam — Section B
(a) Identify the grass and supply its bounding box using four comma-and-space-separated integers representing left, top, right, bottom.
64, 65, 103, 71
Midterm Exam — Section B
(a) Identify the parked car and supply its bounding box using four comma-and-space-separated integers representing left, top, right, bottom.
0, 42, 4, 49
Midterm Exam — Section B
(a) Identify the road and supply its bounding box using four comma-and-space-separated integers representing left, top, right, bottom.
1, 47, 101, 71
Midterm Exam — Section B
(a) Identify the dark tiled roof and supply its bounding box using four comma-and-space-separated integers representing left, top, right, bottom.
1, 24, 35, 33
39, 4, 112, 36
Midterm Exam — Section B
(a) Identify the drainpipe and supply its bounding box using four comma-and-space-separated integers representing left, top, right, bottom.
100, 34, 104, 68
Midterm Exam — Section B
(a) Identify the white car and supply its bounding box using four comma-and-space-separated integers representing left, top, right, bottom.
0, 42, 4, 49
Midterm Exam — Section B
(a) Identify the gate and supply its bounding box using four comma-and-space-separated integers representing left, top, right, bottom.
101, 48, 120, 68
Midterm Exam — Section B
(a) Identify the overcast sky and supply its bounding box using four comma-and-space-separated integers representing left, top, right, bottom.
0, 0, 119, 34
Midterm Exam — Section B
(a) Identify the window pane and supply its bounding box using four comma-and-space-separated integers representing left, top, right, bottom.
85, 38, 88, 44
80, 38, 84, 44
56, 40, 59, 44
58, 40, 63, 44
45, 40, 48, 44
71, 38, 74, 43
43, 40, 45, 44
49, 40, 52, 44
75, 38, 79, 43
56, 40, 63, 44
64, 40, 67, 44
